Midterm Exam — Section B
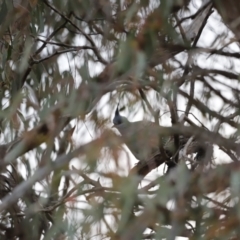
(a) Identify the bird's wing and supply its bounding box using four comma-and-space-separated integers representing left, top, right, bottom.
116, 120, 164, 161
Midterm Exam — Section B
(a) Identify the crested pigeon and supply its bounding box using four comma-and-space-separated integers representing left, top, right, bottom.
112, 106, 213, 166
113, 106, 162, 162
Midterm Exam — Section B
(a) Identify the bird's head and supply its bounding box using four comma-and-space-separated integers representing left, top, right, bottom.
112, 105, 129, 126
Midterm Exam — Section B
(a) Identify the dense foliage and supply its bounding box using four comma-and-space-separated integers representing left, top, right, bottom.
0, 0, 240, 239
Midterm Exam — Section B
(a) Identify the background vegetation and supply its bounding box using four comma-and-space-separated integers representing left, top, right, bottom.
0, 0, 240, 239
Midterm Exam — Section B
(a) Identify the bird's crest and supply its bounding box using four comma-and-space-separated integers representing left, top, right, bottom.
112, 104, 129, 125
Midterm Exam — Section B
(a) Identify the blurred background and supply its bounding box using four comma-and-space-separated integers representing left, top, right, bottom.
0, 0, 239, 239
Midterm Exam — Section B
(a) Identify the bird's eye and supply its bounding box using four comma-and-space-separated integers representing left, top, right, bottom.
113, 117, 121, 125
113, 114, 124, 125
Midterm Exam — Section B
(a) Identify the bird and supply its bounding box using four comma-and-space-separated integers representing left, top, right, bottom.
112, 106, 175, 163
112, 105, 213, 169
